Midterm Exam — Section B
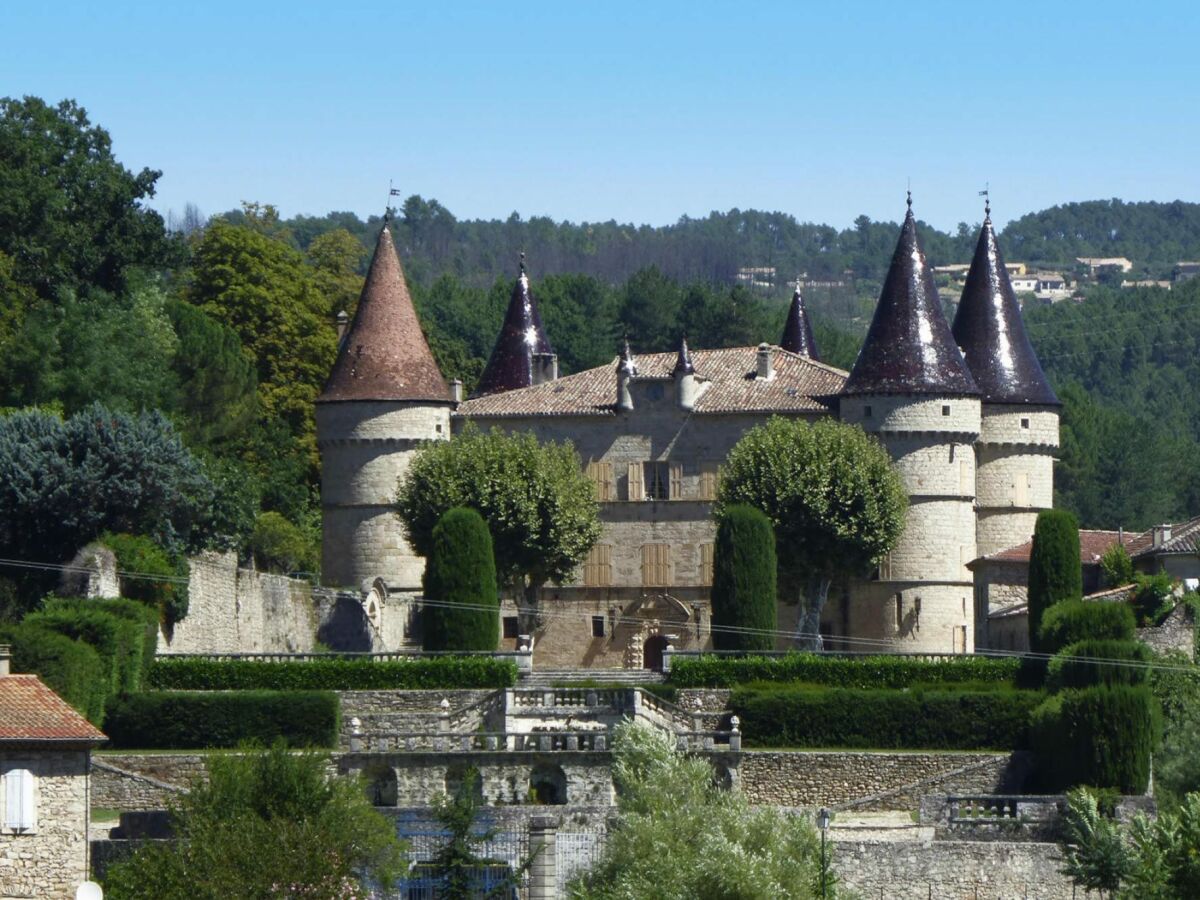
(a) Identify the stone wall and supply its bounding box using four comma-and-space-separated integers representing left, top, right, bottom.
0, 748, 91, 900
738, 751, 1030, 810
834, 839, 1074, 899
90, 755, 205, 811
1137, 602, 1195, 660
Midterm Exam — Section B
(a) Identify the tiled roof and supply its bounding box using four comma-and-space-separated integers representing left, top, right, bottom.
454, 346, 847, 418
971, 529, 1134, 567
0, 675, 106, 743
1083, 584, 1136, 603
1127, 515, 1200, 558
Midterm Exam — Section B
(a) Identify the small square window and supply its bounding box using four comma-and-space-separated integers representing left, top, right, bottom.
591, 615, 605, 638
1021, 418, 1030, 429
863, 405, 872, 417
502, 616, 519, 639
942, 404, 951, 416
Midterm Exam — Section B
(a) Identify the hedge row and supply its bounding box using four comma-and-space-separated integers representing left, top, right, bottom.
104, 691, 340, 749
1038, 600, 1136, 653
1046, 639, 1151, 692
730, 685, 1042, 750
147, 656, 519, 691
24, 600, 146, 697
668, 653, 1020, 689
0, 622, 107, 723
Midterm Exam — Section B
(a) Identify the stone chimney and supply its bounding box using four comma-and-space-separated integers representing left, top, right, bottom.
1153, 524, 1173, 549
450, 379, 464, 403
335, 310, 350, 345
0, 645, 10, 677
756, 343, 774, 381
532, 352, 559, 386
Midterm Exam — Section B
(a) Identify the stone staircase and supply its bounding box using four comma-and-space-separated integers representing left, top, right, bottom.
519, 668, 664, 689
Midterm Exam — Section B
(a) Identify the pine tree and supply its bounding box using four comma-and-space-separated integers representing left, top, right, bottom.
710, 505, 777, 653
422, 507, 499, 652
1027, 509, 1082, 652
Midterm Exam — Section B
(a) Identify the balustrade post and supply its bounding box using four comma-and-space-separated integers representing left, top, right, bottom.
527, 814, 559, 900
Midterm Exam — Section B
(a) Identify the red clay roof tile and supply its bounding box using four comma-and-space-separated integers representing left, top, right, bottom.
0, 675, 106, 743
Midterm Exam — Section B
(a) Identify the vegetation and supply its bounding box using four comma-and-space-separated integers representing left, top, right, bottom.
246, 511, 319, 575
146, 656, 518, 690
422, 507, 500, 652
666, 652, 1020, 688
99, 532, 190, 626
716, 417, 906, 648
1027, 510, 1083, 651
23, 599, 147, 697
570, 722, 838, 899
0, 621, 106, 721
1045, 640, 1152, 691
1038, 600, 1136, 654
103, 741, 404, 899
103, 691, 340, 749
710, 505, 777, 653
1150, 656, 1200, 807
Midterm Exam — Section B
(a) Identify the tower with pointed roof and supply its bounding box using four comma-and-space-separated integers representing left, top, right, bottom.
951, 204, 1060, 573
316, 220, 452, 592
839, 198, 981, 653
780, 280, 820, 359
473, 254, 556, 397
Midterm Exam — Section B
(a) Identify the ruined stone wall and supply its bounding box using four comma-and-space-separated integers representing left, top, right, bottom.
0, 749, 91, 899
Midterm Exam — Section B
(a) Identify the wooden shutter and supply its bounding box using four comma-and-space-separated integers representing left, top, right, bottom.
699, 543, 714, 585
4, 768, 34, 831
698, 463, 719, 501
627, 462, 644, 501
583, 544, 612, 587
641, 544, 670, 587
586, 461, 614, 501
669, 462, 684, 500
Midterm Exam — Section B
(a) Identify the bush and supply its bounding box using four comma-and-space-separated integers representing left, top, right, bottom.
24, 601, 145, 696
45, 596, 159, 687
730, 684, 1041, 750
147, 656, 519, 690
422, 507, 499, 652
1038, 600, 1135, 653
1046, 639, 1152, 692
247, 511, 318, 575
710, 505, 777, 653
1028, 509, 1082, 651
667, 652, 1019, 688
103, 691, 339, 749
1129, 572, 1176, 626
0, 622, 107, 723
1030, 686, 1158, 793
99, 532, 189, 626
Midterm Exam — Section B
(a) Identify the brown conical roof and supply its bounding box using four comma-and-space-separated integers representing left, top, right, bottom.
843, 203, 979, 397
473, 255, 554, 397
318, 224, 450, 403
951, 215, 1059, 406
780, 280, 819, 359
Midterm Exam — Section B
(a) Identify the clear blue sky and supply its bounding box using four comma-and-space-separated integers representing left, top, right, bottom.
5, 0, 1198, 230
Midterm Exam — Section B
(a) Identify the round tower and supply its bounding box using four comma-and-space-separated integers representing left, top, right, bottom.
316, 222, 453, 592
951, 206, 1060, 562
839, 198, 981, 653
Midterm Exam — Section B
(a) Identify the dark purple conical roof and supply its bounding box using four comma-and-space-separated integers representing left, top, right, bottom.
843, 204, 978, 397
474, 255, 554, 397
951, 216, 1059, 406
780, 281, 819, 359
672, 336, 695, 375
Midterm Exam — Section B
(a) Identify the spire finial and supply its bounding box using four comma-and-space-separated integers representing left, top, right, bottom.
979, 183, 990, 222
519, 250, 526, 275
906, 188, 912, 213
795, 275, 803, 293
384, 181, 401, 223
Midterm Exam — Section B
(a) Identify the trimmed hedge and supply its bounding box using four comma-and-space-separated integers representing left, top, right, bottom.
710, 505, 777, 653
1, 623, 107, 723
24, 602, 145, 696
1038, 600, 1135, 653
104, 691, 340, 749
44, 596, 159, 687
147, 656, 519, 690
667, 653, 1020, 688
1030, 685, 1158, 793
1027, 509, 1082, 651
1046, 639, 1151, 692
730, 684, 1042, 749
422, 507, 499, 652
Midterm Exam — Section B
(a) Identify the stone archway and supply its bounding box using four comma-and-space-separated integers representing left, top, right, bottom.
364, 764, 397, 807
643, 634, 669, 671
530, 763, 568, 805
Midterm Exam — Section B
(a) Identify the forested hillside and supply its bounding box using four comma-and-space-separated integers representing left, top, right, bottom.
0, 95, 1196, 610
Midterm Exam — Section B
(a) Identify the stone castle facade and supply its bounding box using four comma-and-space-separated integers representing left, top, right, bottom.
316, 200, 1059, 665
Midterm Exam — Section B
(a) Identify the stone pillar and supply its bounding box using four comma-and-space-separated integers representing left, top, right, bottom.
528, 814, 559, 900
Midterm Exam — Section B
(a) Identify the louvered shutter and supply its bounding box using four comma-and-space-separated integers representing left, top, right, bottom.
627, 462, 644, 501
669, 462, 684, 500
698, 463, 718, 501
5, 769, 35, 831
699, 543, 714, 585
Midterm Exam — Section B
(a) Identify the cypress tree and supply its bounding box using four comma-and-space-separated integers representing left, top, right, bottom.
1027, 509, 1082, 652
422, 507, 499, 652
711, 504, 777, 653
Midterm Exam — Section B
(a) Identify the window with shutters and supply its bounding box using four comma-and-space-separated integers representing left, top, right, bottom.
669, 462, 684, 500
699, 543, 714, 585
643, 462, 670, 500
698, 462, 719, 501
1014, 472, 1029, 507
641, 543, 671, 587
2, 767, 36, 833
626, 462, 645, 501
585, 461, 614, 501
582, 544, 612, 587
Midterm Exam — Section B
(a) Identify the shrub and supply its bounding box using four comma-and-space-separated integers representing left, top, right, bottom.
422, 508, 499, 652
1030, 686, 1158, 793
45, 596, 159, 687
730, 684, 1041, 750
0, 622, 107, 723
147, 656, 519, 690
1046, 639, 1152, 692
1028, 509, 1082, 651
99, 532, 190, 626
1129, 572, 1176, 626
103, 691, 339, 749
1099, 544, 1135, 589
247, 511, 318, 575
666, 652, 1019, 688
24, 601, 145, 696
710, 505, 777, 653
1038, 600, 1135, 653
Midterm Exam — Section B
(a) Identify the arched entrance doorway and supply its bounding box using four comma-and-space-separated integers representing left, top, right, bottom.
643, 634, 669, 671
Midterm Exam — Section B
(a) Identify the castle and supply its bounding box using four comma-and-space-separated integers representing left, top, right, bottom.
315, 197, 1059, 666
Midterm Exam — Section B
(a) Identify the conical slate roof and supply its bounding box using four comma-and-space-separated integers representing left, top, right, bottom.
672, 336, 695, 375
843, 204, 978, 397
319, 224, 450, 403
780, 281, 819, 359
951, 215, 1059, 406
474, 256, 554, 397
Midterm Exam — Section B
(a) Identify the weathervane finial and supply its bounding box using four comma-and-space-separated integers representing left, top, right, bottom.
979, 182, 990, 221
385, 180, 401, 223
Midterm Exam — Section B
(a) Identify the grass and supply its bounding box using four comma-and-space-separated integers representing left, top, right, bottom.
91, 807, 122, 823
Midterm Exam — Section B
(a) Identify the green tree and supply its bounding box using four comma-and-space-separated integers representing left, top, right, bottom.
395, 425, 600, 631
711, 504, 778, 653
716, 417, 906, 649
103, 741, 405, 899
307, 227, 366, 318
247, 511, 319, 576
570, 722, 835, 899
1028, 509, 1082, 652
423, 508, 499, 652
1060, 788, 1135, 898
1101, 544, 1136, 589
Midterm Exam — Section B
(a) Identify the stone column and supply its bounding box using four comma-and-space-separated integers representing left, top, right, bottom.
528, 814, 559, 900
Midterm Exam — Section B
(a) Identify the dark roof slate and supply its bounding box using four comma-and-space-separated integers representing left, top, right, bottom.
473, 260, 554, 397
780, 282, 820, 359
